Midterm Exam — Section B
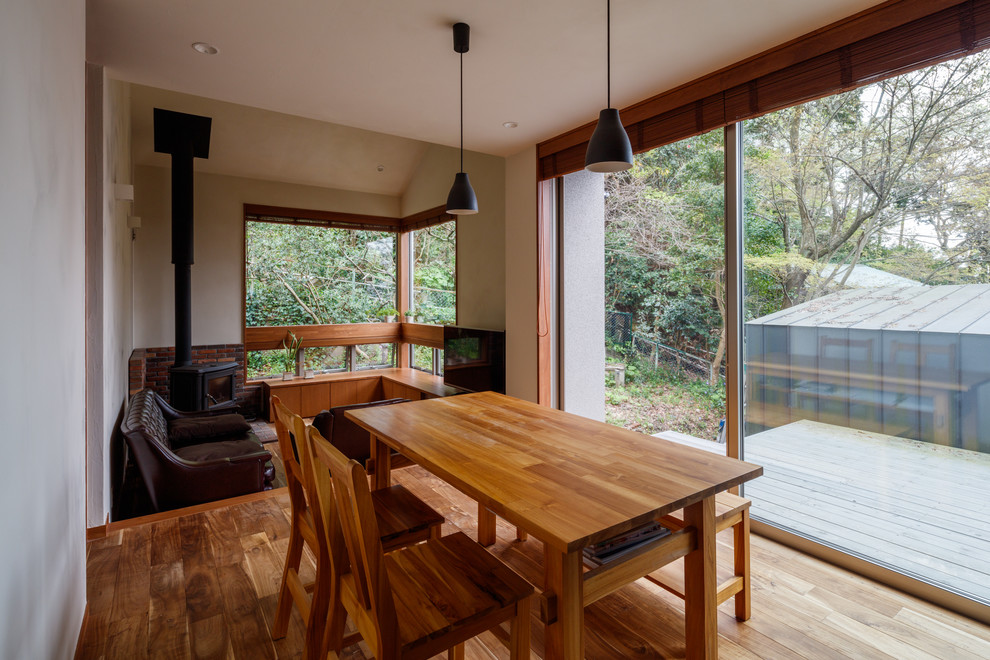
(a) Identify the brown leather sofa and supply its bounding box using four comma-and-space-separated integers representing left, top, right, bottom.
312, 398, 409, 470
121, 388, 275, 512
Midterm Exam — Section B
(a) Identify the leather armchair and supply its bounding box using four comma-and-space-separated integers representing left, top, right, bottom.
121, 388, 275, 512
312, 398, 410, 471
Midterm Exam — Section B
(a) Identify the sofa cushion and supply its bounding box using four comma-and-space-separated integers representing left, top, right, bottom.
168, 413, 251, 447
174, 436, 268, 463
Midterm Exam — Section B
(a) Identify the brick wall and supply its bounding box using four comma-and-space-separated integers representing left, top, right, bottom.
128, 343, 247, 400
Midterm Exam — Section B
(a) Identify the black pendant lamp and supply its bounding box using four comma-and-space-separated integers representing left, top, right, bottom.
446, 22, 478, 215
585, 0, 633, 172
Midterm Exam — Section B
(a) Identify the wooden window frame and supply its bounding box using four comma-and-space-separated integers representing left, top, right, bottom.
242, 203, 453, 380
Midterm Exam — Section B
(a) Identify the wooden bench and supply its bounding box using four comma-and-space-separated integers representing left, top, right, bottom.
645, 491, 752, 620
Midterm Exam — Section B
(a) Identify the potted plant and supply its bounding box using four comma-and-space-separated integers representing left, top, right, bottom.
380, 307, 399, 323
281, 331, 302, 380
404, 309, 415, 322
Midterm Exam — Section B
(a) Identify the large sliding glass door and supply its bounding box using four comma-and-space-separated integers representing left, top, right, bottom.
739, 51, 990, 605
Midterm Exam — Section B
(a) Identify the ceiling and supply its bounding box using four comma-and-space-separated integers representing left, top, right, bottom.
90, 0, 885, 189
130, 84, 429, 196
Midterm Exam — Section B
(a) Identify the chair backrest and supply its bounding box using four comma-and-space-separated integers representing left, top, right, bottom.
307, 424, 399, 657
271, 395, 307, 492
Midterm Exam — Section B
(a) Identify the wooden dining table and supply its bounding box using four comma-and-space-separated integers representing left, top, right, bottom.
347, 391, 763, 659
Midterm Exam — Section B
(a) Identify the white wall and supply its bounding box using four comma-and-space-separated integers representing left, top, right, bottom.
133, 166, 400, 347
0, 0, 87, 657
86, 72, 133, 527
504, 147, 538, 402
402, 144, 506, 330
561, 170, 606, 420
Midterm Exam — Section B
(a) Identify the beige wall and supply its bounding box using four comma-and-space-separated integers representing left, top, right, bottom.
504, 147, 539, 402
402, 144, 506, 330
133, 167, 400, 347
0, 0, 87, 657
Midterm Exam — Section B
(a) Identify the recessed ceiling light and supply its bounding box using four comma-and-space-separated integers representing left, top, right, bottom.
376, 165, 385, 173
191, 42, 219, 55
502, 121, 519, 129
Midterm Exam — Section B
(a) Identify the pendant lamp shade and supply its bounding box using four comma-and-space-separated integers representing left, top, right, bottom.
586, 108, 633, 172
446, 22, 478, 215
585, 0, 633, 173
446, 172, 478, 214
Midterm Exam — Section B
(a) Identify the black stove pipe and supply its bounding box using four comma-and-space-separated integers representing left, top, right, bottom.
171, 139, 194, 366
153, 108, 211, 369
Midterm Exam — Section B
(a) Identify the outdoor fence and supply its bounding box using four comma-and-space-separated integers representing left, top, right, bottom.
606, 311, 722, 382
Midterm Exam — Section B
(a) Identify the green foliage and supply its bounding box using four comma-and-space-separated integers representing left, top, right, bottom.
246, 222, 397, 326
280, 331, 302, 373
246, 350, 283, 380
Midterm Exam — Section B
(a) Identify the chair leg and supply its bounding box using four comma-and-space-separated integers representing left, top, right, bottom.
733, 510, 751, 621
312, 569, 347, 660
448, 643, 465, 660
515, 527, 528, 542
509, 597, 531, 659
272, 521, 305, 638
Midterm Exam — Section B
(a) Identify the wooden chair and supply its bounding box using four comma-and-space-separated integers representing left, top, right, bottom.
268, 396, 445, 657
307, 424, 535, 659
645, 491, 752, 620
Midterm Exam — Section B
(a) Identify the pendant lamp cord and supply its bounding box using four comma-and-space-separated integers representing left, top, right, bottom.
460, 50, 464, 172
607, 0, 611, 109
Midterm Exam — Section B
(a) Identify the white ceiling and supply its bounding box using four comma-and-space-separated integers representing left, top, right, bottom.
130, 84, 429, 196
90, 0, 884, 188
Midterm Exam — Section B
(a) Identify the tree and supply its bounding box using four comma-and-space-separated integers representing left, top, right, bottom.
605, 130, 726, 383
245, 222, 397, 326
745, 51, 990, 306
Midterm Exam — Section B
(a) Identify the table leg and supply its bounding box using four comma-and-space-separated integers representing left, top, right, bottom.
684, 496, 718, 659
370, 433, 391, 490
478, 504, 496, 547
543, 546, 583, 660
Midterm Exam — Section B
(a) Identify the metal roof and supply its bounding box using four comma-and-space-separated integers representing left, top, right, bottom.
749, 284, 990, 333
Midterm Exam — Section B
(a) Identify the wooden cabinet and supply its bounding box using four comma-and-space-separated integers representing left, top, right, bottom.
330, 377, 383, 407
382, 379, 424, 401
275, 385, 301, 419
299, 382, 330, 417
262, 368, 453, 421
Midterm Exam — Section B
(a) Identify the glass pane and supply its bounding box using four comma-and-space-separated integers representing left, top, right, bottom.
246, 349, 286, 380
412, 345, 438, 373
603, 130, 727, 438
304, 346, 347, 374
742, 51, 990, 604
246, 222, 396, 326
354, 343, 395, 370
411, 223, 456, 324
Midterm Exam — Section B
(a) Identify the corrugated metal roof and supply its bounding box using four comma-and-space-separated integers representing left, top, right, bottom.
820, 264, 921, 288
749, 284, 990, 332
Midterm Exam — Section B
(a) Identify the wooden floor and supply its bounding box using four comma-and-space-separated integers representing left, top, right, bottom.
743, 420, 990, 605
82, 464, 990, 659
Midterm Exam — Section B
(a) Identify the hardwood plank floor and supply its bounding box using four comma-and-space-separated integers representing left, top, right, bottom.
83, 466, 990, 659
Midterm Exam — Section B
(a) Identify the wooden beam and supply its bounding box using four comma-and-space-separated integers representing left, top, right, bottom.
244, 203, 402, 231
244, 323, 401, 351
536, 179, 555, 407
400, 322, 444, 350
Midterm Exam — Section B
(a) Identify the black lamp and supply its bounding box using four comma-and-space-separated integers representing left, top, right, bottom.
446, 22, 479, 215
585, 0, 633, 173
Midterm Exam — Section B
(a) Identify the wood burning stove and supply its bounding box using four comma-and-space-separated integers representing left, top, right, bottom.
170, 362, 238, 411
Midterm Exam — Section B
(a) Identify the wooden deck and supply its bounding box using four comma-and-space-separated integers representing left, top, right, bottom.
658, 419, 990, 606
